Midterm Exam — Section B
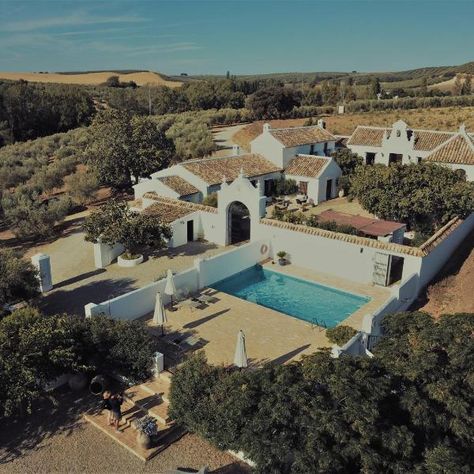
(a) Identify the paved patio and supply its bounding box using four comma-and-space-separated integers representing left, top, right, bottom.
148, 263, 390, 367
30, 230, 229, 316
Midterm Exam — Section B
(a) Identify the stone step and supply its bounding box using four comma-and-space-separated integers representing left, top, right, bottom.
141, 378, 171, 404
124, 385, 170, 425
84, 405, 164, 462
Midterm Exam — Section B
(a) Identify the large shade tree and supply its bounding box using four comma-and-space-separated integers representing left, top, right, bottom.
83, 199, 172, 258
349, 162, 474, 232
85, 109, 175, 189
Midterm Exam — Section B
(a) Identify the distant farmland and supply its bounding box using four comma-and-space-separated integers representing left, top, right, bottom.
0, 70, 182, 87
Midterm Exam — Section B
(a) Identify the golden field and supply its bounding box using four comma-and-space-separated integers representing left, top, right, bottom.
0, 70, 182, 87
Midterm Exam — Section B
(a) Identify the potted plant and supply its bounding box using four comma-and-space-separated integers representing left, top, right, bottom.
83, 199, 171, 268
135, 415, 159, 449
276, 251, 287, 266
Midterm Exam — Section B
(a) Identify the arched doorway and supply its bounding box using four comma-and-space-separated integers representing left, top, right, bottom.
228, 201, 250, 244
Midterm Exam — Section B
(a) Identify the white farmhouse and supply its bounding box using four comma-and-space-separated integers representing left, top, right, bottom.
346, 120, 474, 180
134, 121, 342, 204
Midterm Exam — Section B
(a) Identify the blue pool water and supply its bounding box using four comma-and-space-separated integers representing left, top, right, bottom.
213, 265, 370, 328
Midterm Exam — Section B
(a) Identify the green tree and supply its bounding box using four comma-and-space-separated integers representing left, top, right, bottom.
83, 199, 172, 258
461, 75, 472, 95
86, 110, 174, 189
2, 186, 71, 239
349, 162, 474, 232
246, 86, 300, 120
368, 77, 381, 99
0, 249, 39, 306
332, 148, 363, 194
0, 308, 155, 417
65, 170, 100, 206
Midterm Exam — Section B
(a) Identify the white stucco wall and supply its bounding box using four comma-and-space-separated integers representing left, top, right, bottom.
250, 131, 285, 168
418, 213, 474, 289
93, 241, 125, 268
169, 212, 200, 248
284, 174, 320, 202
197, 239, 270, 288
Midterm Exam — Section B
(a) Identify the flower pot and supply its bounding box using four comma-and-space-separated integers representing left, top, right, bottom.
136, 431, 152, 449
68, 373, 88, 391
117, 254, 144, 267
338, 189, 345, 198
278, 258, 286, 266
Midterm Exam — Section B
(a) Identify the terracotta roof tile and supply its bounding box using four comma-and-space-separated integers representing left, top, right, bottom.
419, 217, 463, 254
425, 133, 474, 165
285, 155, 331, 178
347, 126, 386, 147
182, 154, 281, 186
143, 192, 218, 216
261, 218, 424, 257
347, 125, 455, 151
269, 125, 336, 147
157, 175, 199, 196
318, 210, 405, 237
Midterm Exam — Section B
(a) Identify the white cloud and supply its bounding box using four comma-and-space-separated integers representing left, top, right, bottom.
2, 12, 146, 32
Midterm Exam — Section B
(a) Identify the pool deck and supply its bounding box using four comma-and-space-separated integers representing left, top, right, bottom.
147, 263, 390, 367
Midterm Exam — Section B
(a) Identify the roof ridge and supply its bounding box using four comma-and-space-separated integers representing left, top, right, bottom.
143, 192, 218, 213
295, 153, 331, 159
184, 153, 257, 164
270, 124, 327, 132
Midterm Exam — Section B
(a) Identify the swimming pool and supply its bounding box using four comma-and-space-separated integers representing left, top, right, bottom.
212, 265, 370, 328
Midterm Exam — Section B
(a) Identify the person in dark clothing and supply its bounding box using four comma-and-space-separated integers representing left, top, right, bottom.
102, 390, 123, 432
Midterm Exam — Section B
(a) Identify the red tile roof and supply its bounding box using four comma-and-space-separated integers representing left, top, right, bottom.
269, 125, 336, 147
347, 125, 455, 151
181, 154, 281, 186
284, 155, 331, 178
425, 133, 474, 165
157, 175, 199, 196
318, 210, 405, 237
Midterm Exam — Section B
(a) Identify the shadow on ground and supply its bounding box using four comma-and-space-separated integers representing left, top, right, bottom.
39, 277, 136, 316
0, 388, 96, 465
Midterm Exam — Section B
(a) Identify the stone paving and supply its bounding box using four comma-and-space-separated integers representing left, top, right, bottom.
150, 263, 390, 367
29, 231, 229, 316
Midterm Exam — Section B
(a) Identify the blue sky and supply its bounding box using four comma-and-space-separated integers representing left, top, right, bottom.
0, 0, 473, 75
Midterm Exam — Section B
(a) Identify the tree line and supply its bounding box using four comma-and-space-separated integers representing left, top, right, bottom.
0, 80, 95, 146
169, 311, 474, 473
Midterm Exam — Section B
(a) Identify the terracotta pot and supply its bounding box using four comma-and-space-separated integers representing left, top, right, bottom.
136, 431, 152, 449
68, 373, 88, 391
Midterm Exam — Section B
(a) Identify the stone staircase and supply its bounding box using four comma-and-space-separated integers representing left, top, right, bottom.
84, 371, 184, 462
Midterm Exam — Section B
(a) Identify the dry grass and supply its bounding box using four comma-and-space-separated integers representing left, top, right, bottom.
428, 73, 472, 93
0, 71, 182, 87
233, 107, 474, 149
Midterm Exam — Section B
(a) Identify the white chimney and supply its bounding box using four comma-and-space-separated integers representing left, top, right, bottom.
263, 123, 271, 132
317, 119, 326, 129
232, 144, 240, 155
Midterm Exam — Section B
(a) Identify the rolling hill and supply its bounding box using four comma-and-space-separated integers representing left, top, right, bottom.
0, 70, 182, 87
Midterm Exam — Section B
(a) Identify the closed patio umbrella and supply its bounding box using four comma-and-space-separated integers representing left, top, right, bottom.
153, 292, 167, 335
234, 329, 248, 368
164, 269, 177, 307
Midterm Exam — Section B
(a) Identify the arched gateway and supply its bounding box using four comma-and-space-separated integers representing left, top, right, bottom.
228, 201, 251, 244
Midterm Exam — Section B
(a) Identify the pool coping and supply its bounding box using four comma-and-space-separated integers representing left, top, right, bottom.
211, 263, 376, 329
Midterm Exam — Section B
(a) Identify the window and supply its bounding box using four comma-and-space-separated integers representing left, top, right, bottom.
417, 157, 422, 164
366, 152, 376, 165
299, 181, 308, 194
389, 153, 403, 165
309, 144, 315, 155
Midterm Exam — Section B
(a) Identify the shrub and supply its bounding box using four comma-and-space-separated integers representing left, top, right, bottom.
326, 325, 357, 346
0, 249, 39, 306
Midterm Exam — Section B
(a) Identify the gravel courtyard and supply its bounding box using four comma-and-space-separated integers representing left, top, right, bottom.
0, 390, 250, 474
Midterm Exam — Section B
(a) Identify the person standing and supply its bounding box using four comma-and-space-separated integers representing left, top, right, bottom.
102, 390, 123, 432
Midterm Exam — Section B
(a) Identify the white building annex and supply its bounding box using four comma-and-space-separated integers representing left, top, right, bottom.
346, 120, 474, 180
133, 121, 342, 205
